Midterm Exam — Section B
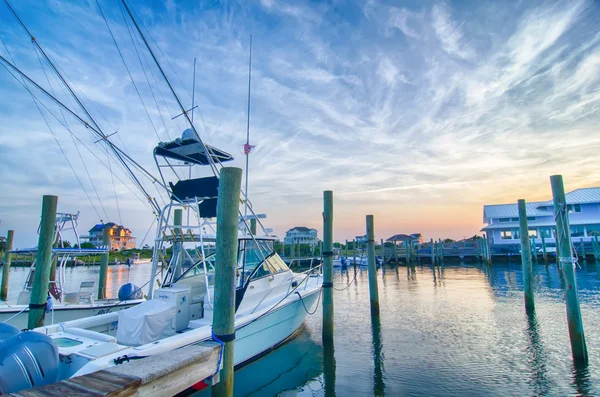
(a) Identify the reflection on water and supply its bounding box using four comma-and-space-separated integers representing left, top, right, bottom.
6, 260, 600, 396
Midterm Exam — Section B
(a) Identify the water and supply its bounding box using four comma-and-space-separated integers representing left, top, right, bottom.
5, 261, 600, 396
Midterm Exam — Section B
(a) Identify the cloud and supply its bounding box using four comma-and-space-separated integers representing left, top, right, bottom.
431, 3, 474, 60
1, 0, 599, 246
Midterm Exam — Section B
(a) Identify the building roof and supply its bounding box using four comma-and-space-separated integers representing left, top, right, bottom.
387, 233, 421, 242
287, 226, 316, 233
88, 222, 131, 233
483, 187, 600, 223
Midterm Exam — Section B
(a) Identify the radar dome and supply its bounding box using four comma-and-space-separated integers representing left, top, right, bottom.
182, 128, 199, 141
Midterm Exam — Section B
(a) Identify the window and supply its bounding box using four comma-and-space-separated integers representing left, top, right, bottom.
586, 224, 600, 236
528, 229, 538, 238
539, 227, 553, 238
499, 218, 510, 223
501, 230, 513, 239
511, 218, 519, 222
574, 204, 582, 213
570, 226, 584, 237
527, 217, 536, 221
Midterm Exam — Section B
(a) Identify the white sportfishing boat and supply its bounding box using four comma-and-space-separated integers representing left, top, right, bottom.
0, 212, 144, 330
25, 129, 322, 389
0, 2, 322, 393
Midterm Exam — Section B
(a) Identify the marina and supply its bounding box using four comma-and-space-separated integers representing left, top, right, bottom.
2, 0, 600, 396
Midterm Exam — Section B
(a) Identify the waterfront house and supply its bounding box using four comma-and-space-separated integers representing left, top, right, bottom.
83, 222, 136, 251
386, 233, 423, 245
482, 187, 600, 246
284, 227, 318, 246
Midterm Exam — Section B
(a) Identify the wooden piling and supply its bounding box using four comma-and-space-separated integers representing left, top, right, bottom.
1, 230, 14, 301
322, 191, 334, 343
531, 235, 538, 264
28, 195, 58, 329
380, 239, 384, 264
212, 167, 242, 397
250, 218, 256, 235
98, 225, 110, 300
580, 238, 585, 261
518, 199, 535, 313
550, 175, 588, 363
173, 209, 183, 280
438, 238, 444, 263
594, 235, 600, 261
430, 238, 435, 264
404, 240, 410, 265
541, 231, 548, 265
366, 215, 380, 316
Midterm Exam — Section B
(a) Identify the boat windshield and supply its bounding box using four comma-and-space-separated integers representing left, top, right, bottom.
237, 239, 290, 288
172, 251, 216, 284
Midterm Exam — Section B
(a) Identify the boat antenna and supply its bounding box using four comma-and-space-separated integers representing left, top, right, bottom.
191, 57, 196, 124
244, 35, 253, 220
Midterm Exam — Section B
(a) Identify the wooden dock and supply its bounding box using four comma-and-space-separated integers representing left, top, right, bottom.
8, 342, 221, 397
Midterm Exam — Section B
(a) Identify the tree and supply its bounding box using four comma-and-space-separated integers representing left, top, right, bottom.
80, 242, 96, 249
443, 238, 455, 243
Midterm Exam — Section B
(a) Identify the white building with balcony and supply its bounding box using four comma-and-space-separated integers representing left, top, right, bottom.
284, 226, 318, 246
482, 187, 600, 246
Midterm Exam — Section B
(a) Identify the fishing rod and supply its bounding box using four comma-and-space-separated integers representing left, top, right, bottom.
0, 54, 164, 214
120, 0, 220, 178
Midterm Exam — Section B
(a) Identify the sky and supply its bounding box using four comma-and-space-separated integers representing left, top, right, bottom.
1, 0, 600, 248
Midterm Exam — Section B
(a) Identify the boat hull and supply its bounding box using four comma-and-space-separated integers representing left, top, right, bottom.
0, 300, 143, 330
231, 287, 320, 366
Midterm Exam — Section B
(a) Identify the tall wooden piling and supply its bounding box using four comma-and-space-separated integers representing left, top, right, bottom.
430, 238, 435, 264
212, 167, 242, 397
172, 209, 183, 280
28, 195, 58, 329
594, 235, 600, 261
322, 190, 334, 343
531, 235, 538, 264
97, 225, 110, 300
366, 215, 380, 316
380, 239, 384, 264
1, 230, 14, 301
518, 199, 535, 313
438, 238, 444, 263
404, 240, 410, 265
345, 239, 348, 258
541, 231, 548, 265
250, 218, 256, 235
550, 175, 588, 363
580, 238, 585, 261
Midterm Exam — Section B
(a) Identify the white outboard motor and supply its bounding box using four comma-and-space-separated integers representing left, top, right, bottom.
0, 326, 59, 394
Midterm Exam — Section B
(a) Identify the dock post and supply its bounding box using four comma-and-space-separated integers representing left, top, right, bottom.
1, 230, 14, 301
366, 215, 380, 316
550, 175, 588, 363
345, 239, 348, 259
172, 209, 183, 280
580, 238, 585, 261
250, 218, 256, 235
541, 232, 548, 265
380, 238, 384, 264
595, 236, 600, 261
438, 238, 444, 263
212, 167, 242, 397
393, 241, 398, 264
531, 235, 538, 264
518, 199, 535, 313
404, 240, 410, 265
322, 191, 334, 343
28, 195, 58, 329
98, 224, 110, 300
430, 238, 435, 264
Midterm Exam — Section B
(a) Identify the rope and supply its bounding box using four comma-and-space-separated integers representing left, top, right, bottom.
2, 305, 28, 324
295, 288, 321, 315
332, 268, 358, 291
554, 202, 580, 269
210, 329, 225, 378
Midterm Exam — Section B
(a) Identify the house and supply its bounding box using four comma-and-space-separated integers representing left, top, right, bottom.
482, 187, 600, 246
84, 222, 136, 251
386, 233, 423, 245
284, 227, 318, 246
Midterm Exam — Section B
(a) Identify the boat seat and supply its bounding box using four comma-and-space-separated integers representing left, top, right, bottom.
63, 327, 116, 343
77, 342, 127, 359
64, 281, 95, 304
16, 291, 31, 305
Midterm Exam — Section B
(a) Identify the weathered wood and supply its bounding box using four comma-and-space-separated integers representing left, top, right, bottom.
28, 195, 58, 329
1, 229, 14, 301
518, 199, 535, 313
212, 167, 242, 397
366, 215, 379, 316
551, 174, 588, 363
322, 190, 334, 343
98, 227, 110, 300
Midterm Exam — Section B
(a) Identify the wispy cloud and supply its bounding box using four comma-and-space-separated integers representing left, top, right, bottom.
1, 0, 599, 245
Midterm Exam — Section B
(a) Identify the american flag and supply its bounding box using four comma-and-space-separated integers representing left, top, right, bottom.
243, 143, 255, 155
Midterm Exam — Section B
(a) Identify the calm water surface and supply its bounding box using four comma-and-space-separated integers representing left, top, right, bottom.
6, 261, 600, 396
